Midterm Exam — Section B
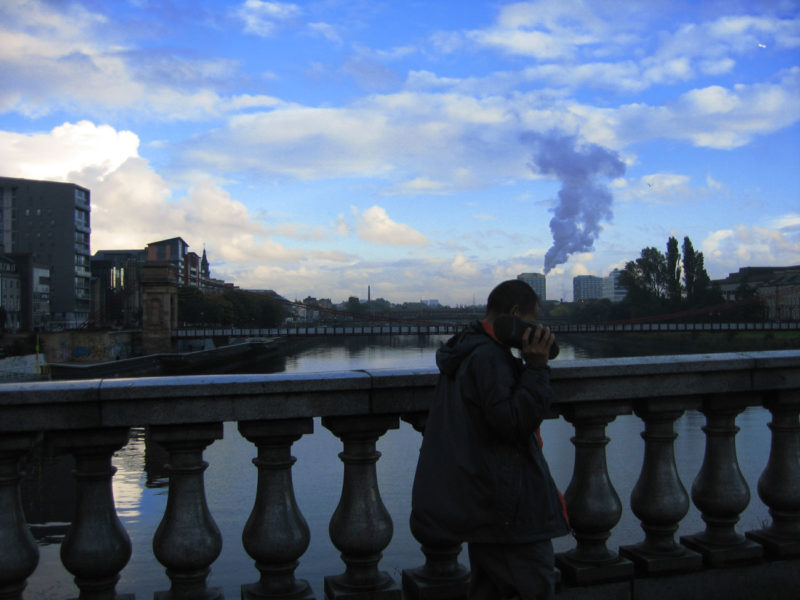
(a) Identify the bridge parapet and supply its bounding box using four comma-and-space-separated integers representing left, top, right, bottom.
1, 351, 799, 599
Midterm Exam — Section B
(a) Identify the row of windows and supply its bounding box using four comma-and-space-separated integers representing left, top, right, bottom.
74, 209, 89, 226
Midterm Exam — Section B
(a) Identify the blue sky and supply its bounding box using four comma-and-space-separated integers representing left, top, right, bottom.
1, 0, 798, 304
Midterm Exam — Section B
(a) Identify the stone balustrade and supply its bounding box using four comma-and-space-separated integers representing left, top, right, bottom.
1, 350, 799, 600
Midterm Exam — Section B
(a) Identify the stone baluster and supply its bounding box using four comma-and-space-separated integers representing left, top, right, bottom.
400, 413, 469, 600
322, 415, 401, 599
56, 427, 134, 600
620, 401, 702, 574
747, 391, 800, 557
150, 423, 224, 600
681, 397, 763, 566
555, 403, 634, 585
0, 433, 40, 600
238, 418, 314, 600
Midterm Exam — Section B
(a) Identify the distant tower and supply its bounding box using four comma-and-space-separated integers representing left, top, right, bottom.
603, 269, 627, 302
201, 248, 210, 279
517, 272, 546, 301
573, 275, 604, 302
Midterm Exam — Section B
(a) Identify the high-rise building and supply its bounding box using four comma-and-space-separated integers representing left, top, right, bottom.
9, 252, 51, 331
603, 269, 627, 302
517, 272, 546, 301
0, 177, 91, 326
573, 275, 605, 302
0, 255, 21, 330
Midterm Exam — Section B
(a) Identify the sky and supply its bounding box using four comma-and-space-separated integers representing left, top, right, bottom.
1, 0, 799, 304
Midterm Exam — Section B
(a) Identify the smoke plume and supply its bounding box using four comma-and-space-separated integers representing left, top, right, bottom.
524, 131, 626, 274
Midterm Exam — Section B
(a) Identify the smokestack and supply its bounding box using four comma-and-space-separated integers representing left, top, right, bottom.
523, 131, 625, 274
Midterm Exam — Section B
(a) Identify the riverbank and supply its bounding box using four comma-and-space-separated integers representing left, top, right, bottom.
49, 338, 285, 380
559, 330, 800, 359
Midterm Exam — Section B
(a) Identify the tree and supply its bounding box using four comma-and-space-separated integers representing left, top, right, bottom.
682, 237, 698, 302
620, 235, 723, 317
346, 296, 363, 314
682, 237, 722, 307
620, 246, 668, 300
178, 287, 288, 327
665, 236, 682, 306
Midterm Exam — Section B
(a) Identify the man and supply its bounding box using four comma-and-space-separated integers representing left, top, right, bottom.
411, 279, 569, 599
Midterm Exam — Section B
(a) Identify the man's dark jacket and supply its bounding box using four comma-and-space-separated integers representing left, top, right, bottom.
410, 321, 569, 544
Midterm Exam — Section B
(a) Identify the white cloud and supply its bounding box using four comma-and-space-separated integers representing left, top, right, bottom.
451, 253, 479, 277
705, 174, 725, 190
767, 213, 800, 232
0, 0, 280, 119
0, 121, 334, 277
466, 0, 610, 60
236, 0, 301, 37
602, 67, 800, 149
702, 225, 800, 276
0, 121, 139, 181
352, 206, 429, 247
308, 22, 341, 44
184, 91, 535, 185
437, 5, 798, 97
390, 177, 451, 195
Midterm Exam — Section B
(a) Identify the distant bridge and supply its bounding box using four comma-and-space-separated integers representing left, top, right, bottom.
174, 320, 799, 339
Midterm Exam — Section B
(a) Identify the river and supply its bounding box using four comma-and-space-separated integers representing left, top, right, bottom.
24, 333, 779, 599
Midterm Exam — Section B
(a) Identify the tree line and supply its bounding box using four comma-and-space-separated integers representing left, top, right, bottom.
177, 235, 767, 328
178, 287, 289, 327
547, 236, 765, 324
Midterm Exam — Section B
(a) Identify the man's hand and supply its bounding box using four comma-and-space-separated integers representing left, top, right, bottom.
521, 324, 555, 368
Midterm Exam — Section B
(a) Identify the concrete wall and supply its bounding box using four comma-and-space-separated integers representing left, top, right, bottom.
39, 330, 138, 363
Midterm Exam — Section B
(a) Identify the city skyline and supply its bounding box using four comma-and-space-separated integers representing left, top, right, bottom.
1, 1, 798, 303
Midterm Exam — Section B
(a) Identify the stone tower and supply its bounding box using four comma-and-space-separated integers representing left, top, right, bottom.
141, 262, 178, 355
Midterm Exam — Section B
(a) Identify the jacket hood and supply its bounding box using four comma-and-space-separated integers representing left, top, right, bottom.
436, 320, 497, 377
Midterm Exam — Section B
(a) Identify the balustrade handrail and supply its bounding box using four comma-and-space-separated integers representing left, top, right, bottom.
1, 350, 798, 432
1, 349, 799, 600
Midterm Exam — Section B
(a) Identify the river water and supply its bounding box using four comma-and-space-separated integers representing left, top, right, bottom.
25, 334, 776, 599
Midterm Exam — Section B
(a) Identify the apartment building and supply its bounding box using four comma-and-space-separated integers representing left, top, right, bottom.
0, 177, 91, 326
517, 272, 546, 301
573, 275, 605, 302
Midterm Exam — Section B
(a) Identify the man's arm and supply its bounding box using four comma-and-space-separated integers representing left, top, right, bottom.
468, 345, 555, 446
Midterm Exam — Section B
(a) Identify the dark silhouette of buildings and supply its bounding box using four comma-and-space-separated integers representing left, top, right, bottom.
92, 238, 233, 328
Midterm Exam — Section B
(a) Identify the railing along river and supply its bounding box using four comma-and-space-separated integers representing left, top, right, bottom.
174, 320, 800, 338
1, 350, 799, 600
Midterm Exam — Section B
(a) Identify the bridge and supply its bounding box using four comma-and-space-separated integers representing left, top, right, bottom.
1, 350, 799, 599
174, 320, 800, 339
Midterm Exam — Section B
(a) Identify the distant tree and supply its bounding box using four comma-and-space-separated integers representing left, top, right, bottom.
681, 237, 722, 307
574, 298, 615, 324
205, 294, 235, 325
682, 237, 699, 302
346, 296, 363, 314
546, 302, 575, 322
619, 246, 668, 302
178, 287, 288, 327
178, 287, 206, 324
365, 298, 393, 316
665, 236, 683, 306
733, 281, 767, 321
